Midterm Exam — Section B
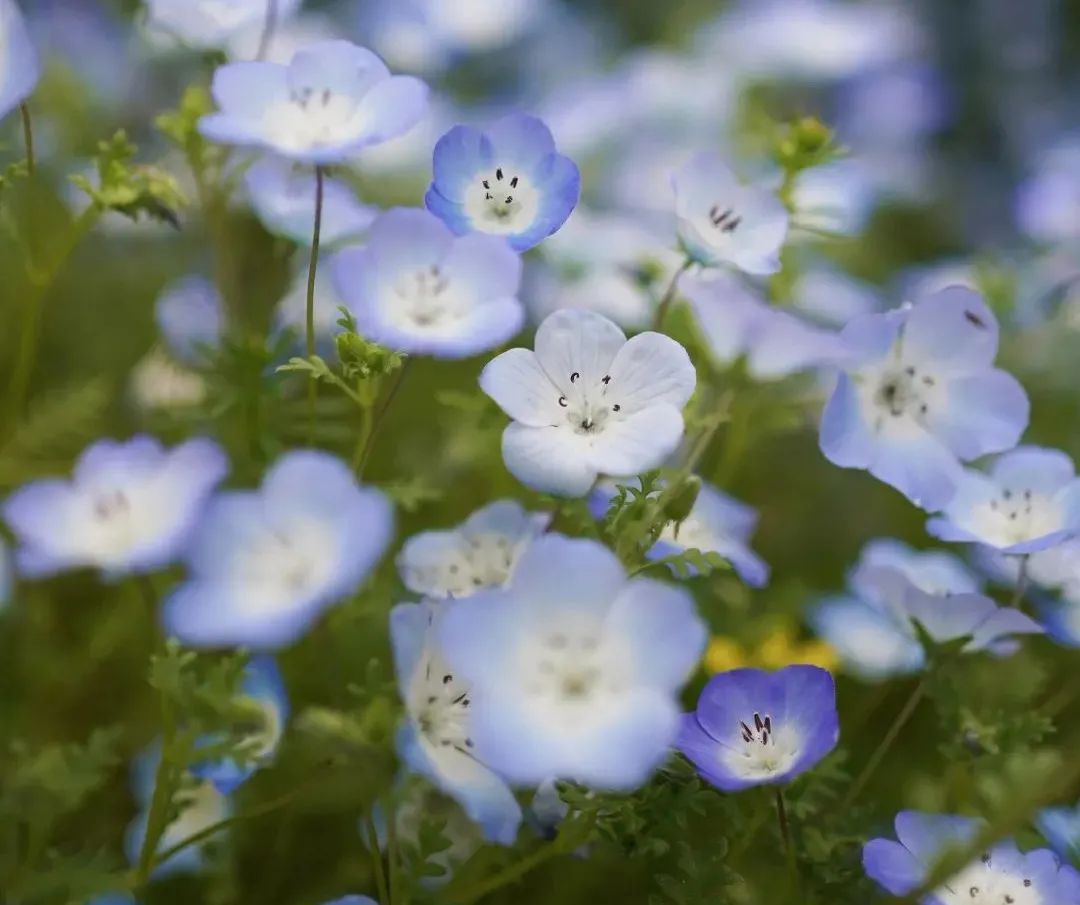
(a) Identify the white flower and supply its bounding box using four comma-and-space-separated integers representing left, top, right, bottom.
397, 500, 550, 599
480, 309, 696, 497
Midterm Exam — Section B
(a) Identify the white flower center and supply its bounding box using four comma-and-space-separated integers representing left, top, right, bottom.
970, 486, 1062, 546
523, 629, 622, 706
464, 166, 540, 234
232, 517, 337, 606
409, 653, 475, 758
267, 87, 362, 151
556, 370, 624, 436
76, 484, 164, 565
861, 361, 943, 432
935, 854, 1040, 905
390, 264, 465, 329
429, 533, 518, 598
721, 712, 801, 780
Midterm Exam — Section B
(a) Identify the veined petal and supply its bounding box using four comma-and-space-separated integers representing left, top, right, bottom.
586, 405, 685, 477
480, 349, 563, 426
605, 332, 696, 414
501, 423, 596, 497
533, 308, 626, 396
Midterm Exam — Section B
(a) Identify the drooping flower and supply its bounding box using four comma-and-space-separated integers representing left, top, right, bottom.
144, 0, 301, 50
819, 285, 1029, 511
162, 450, 393, 649
390, 601, 522, 844
589, 479, 769, 588
479, 308, 696, 497
125, 744, 232, 877
438, 534, 706, 788
397, 499, 549, 599
863, 811, 1080, 903
425, 113, 580, 252
155, 276, 225, 364
190, 656, 289, 794
672, 153, 788, 275
1038, 800, 1080, 862
927, 446, 1080, 555
0, 0, 40, 122
3, 436, 228, 579
245, 156, 376, 246
676, 665, 838, 791
331, 207, 525, 358
681, 272, 843, 380
199, 40, 428, 165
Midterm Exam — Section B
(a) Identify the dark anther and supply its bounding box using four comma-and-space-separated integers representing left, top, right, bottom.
754, 713, 764, 732
602, 375, 611, 384
485, 192, 493, 200
496, 168, 504, 180
558, 396, 568, 407
427, 696, 437, 704
505, 195, 513, 204
510, 176, 519, 187
964, 309, 987, 328
570, 371, 580, 383
483, 179, 490, 189
613, 404, 621, 412
905, 366, 916, 376
739, 721, 754, 743
321, 89, 331, 106
1024, 880, 1032, 887
443, 674, 453, 684
721, 216, 741, 233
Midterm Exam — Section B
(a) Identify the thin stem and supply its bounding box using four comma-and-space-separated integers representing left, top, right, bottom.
841, 676, 928, 810
1011, 555, 1030, 610
651, 258, 693, 332
255, 0, 280, 61
135, 700, 176, 888
386, 795, 402, 905
363, 810, 391, 905
450, 841, 565, 905
356, 360, 411, 479
19, 104, 34, 176
305, 165, 326, 445
775, 788, 800, 897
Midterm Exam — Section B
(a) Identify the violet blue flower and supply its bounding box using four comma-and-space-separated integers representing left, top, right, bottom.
199, 40, 428, 165
819, 286, 1029, 511
863, 811, 1080, 903
479, 308, 696, 497
927, 447, 1080, 555
391, 601, 522, 844
245, 156, 376, 246
676, 665, 838, 791
155, 276, 224, 364
332, 208, 525, 358
672, 153, 788, 275
425, 113, 580, 252
162, 450, 393, 649
3, 436, 228, 579
0, 0, 39, 122
438, 534, 706, 788
397, 499, 550, 599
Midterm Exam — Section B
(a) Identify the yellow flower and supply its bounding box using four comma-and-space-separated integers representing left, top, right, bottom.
704, 627, 839, 674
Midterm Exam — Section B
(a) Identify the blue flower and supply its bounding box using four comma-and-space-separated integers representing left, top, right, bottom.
676, 665, 838, 792
162, 450, 393, 649
3, 436, 228, 579
438, 534, 706, 788
589, 479, 769, 588
320, 897, 377, 905
425, 113, 580, 252
397, 499, 549, 599
819, 285, 1029, 511
672, 153, 788, 274
245, 156, 376, 246
1038, 801, 1080, 862
0, 0, 40, 123
480, 308, 696, 497
682, 272, 844, 380
190, 656, 289, 794
331, 208, 526, 359
390, 601, 522, 844
125, 743, 232, 878
143, 0, 301, 51
155, 276, 224, 365
863, 811, 1080, 903
199, 40, 429, 165
1015, 134, 1080, 246
927, 446, 1080, 555
87, 896, 136, 905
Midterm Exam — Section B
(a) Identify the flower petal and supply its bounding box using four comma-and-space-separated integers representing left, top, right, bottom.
604, 332, 696, 414
480, 349, 563, 426
501, 423, 597, 497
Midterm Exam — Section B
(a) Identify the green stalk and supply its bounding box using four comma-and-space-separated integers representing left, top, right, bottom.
363, 810, 391, 905
19, 103, 34, 176
305, 165, 326, 444
651, 258, 693, 332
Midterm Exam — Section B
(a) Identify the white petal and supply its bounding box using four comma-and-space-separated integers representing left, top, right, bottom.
533, 308, 626, 395
501, 423, 596, 497
479, 349, 562, 426
588, 406, 685, 477
604, 332, 696, 414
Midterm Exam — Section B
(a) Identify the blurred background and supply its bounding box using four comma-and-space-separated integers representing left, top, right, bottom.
2, 1, 1080, 903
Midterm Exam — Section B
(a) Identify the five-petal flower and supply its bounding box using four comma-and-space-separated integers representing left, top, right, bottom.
480, 308, 696, 497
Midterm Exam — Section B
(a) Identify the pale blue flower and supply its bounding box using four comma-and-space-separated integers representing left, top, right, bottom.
480, 309, 696, 497
3, 436, 228, 579
397, 499, 549, 599
163, 450, 393, 649
199, 40, 428, 165
1038, 801, 1080, 862
331, 208, 525, 358
390, 601, 522, 844
819, 286, 1029, 510
0, 0, 40, 122
155, 276, 224, 364
425, 113, 580, 252
245, 156, 376, 246
438, 534, 706, 788
672, 153, 788, 274
864, 811, 1080, 903
927, 447, 1080, 555
1016, 134, 1080, 246
190, 656, 289, 794
143, 0, 301, 51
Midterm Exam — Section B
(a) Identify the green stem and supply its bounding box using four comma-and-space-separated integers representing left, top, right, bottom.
255, 0, 280, 60
386, 796, 402, 905
6, 205, 102, 428
1010, 555, 1029, 610
841, 676, 928, 811
775, 788, 800, 897
135, 697, 177, 888
363, 810, 391, 905
355, 360, 411, 479
19, 104, 34, 176
305, 165, 326, 445
450, 841, 566, 905
651, 258, 693, 332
